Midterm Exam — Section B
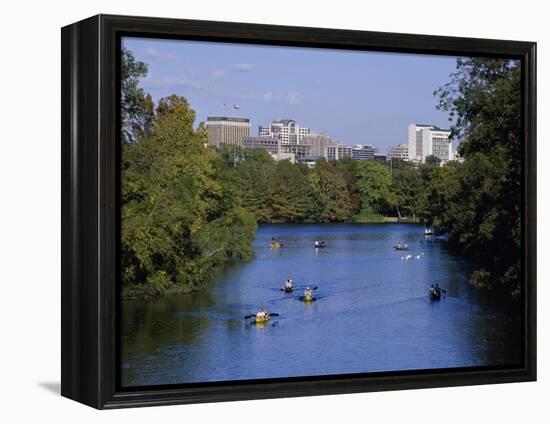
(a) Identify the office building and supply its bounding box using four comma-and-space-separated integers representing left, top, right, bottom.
327, 144, 353, 161
259, 119, 310, 145
387, 144, 409, 161
408, 124, 453, 163
352, 144, 379, 160
300, 133, 338, 159
242, 136, 281, 155
206, 117, 251, 147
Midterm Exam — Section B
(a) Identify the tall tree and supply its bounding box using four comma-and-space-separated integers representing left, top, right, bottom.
121, 47, 154, 143
355, 160, 391, 217
309, 158, 352, 221
267, 160, 318, 222
434, 58, 521, 292
121, 96, 256, 298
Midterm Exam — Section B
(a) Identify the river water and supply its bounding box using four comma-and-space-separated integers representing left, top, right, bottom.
121, 223, 521, 387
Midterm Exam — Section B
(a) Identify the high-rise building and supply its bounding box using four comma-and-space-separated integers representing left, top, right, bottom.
387, 143, 409, 161
300, 133, 338, 159
206, 117, 251, 147
259, 119, 310, 145
408, 124, 453, 163
352, 144, 379, 160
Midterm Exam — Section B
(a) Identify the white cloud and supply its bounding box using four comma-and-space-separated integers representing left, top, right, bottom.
210, 70, 225, 80
285, 92, 303, 105
261, 91, 303, 105
230, 63, 256, 72
143, 47, 177, 61
147, 74, 202, 91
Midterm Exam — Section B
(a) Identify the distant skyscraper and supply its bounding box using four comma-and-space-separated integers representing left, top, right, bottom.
259, 119, 310, 145
387, 143, 409, 161
408, 124, 453, 163
206, 117, 250, 147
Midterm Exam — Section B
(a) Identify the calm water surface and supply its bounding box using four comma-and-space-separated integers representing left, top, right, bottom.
121, 224, 521, 387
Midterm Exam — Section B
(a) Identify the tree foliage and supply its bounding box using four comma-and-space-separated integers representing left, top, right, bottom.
429, 58, 522, 292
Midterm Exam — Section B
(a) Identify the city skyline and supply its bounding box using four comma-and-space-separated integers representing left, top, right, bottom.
122, 37, 459, 151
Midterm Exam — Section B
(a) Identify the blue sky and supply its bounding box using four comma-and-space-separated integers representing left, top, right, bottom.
123, 37, 460, 151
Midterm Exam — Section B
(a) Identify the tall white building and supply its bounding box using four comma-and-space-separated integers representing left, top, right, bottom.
206, 117, 251, 147
259, 119, 310, 145
408, 124, 453, 163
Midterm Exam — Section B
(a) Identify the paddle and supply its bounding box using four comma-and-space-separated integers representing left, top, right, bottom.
244, 312, 280, 319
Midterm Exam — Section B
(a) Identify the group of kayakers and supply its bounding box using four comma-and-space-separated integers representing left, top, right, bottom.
253, 278, 316, 322
281, 277, 313, 298
271, 238, 326, 249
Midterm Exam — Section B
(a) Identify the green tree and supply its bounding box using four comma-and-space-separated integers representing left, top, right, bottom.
355, 160, 391, 217
235, 148, 277, 222
388, 167, 423, 219
333, 158, 361, 215
309, 158, 352, 221
434, 58, 521, 293
121, 95, 256, 298
425, 154, 441, 166
121, 47, 154, 143
267, 161, 318, 222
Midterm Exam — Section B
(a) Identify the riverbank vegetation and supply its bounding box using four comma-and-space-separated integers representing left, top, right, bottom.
121, 47, 521, 298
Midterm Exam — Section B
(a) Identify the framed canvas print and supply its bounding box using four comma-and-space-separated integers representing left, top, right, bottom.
61, 14, 536, 409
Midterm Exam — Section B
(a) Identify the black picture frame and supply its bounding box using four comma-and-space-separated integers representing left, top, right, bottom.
61, 14, 537, 409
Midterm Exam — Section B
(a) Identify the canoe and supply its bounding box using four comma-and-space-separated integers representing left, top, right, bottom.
255, 315, 271, 324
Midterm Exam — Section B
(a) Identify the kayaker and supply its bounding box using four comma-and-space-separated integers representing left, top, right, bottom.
304, 287, 313, 298
430, 284, 441, 296
284, 278, 293, 290
256, 307, 268, 320
314, 240, 319, 247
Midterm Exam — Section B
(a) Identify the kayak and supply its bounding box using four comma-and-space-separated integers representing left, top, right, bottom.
255, 315, 271, 324
282, 286, 294, 293
394, 246, 409, 251
270, 242, 282, 249
303, 294, 314, 302
430, 289, 442, 300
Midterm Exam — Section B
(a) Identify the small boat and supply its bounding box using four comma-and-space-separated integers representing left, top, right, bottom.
255, 315, 272, 324
429, 288, 442, 301
314, 241, 326, 249
424, 227, 434, 236
270, 242, 282, 249
303, 294, 314, 302
394, 245, 409, 251
282, 286, 294, 293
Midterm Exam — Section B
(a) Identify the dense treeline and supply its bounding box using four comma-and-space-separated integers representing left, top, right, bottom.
121, 47, 521, 298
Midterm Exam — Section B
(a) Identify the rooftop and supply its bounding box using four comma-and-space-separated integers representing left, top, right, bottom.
207, 116, 250, 123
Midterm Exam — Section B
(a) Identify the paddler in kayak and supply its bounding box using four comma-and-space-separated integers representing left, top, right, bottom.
303, 286, 313, 301
283, 278, 294, 292
256, 307, 269, 321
